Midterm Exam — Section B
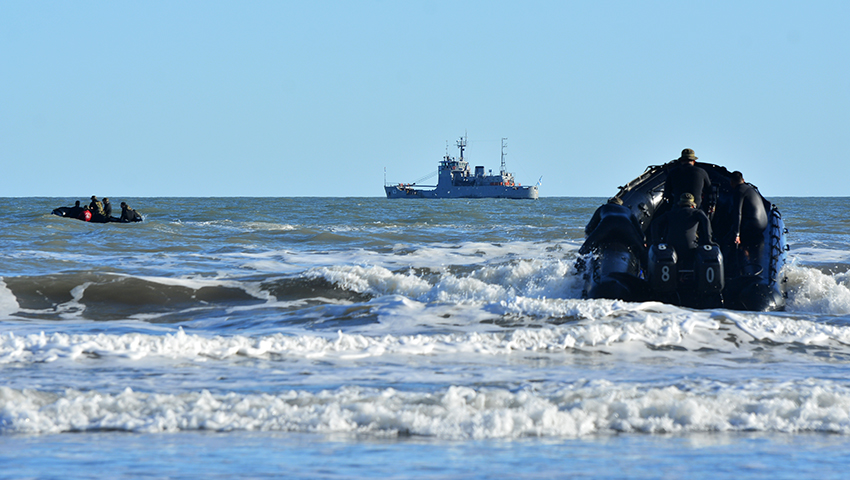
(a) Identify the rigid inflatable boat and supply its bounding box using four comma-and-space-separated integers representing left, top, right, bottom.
578, 162, 788, 311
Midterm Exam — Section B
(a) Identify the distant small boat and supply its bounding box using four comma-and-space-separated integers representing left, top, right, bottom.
384, 136, 538, 199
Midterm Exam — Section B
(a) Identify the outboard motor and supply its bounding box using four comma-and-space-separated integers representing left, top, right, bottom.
648, 244, 678, 294
695, 244, 724, 294
586, 243, 646, 301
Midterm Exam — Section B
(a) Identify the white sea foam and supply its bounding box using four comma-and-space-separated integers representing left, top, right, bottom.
128, 273, 274, 302
6, 306, 850, 367
0, 279, 20, 317
727, 311, 846, 344
305, 254, 580, 305
784, 263, 850, 314
244, 221, 298, 232
235, 240, 570, 274
4, 379, 850, 437
55, 281, 89, 320
309, 265, 433, 299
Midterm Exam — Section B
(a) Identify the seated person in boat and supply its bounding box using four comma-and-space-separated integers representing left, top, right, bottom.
103, 197, 114, 220
79, 205, 93, 222
651, 193, 714, 267
579, 197, 646, 259
67, 201, 84, 218
89, 196, 105, 215
89, 195, 110, 222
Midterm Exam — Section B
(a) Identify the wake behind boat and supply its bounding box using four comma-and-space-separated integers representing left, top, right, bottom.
384, 136, 539, 199
578, 152, 788, 311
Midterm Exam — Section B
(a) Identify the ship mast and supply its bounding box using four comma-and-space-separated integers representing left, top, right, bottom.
456, 135, 467, 161
500, 138, 508, 175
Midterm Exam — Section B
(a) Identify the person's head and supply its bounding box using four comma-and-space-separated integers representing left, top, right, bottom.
607, 197, 623, 205
103, 197, 109, 203
91, 196, 97, 200
678, 193, 696, 208
730, 171, 744, 186
74, 201, 80, 207
120, 202, 127, 208
678, 148, 698, 164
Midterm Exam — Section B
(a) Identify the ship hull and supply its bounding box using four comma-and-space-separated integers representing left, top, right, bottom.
385, 184, 538, 199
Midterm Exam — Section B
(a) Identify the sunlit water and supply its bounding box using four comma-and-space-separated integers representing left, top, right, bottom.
3, 197, 850, 479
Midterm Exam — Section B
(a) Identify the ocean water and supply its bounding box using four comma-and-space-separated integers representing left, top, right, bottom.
3, 196, 850, 479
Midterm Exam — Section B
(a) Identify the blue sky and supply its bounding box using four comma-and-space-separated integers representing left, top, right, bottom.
2, 0, 847, 197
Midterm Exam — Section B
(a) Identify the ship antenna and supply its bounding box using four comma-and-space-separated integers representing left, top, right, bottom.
500, 138, 508, 174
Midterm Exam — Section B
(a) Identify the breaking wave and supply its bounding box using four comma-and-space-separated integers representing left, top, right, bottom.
4, 379, 850, 438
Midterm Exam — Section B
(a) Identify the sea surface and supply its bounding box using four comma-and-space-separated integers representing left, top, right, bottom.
3, 196, 850, 479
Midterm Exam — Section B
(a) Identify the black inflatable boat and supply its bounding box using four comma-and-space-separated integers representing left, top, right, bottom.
52, 206, 142, 223
578, 162, 788, 311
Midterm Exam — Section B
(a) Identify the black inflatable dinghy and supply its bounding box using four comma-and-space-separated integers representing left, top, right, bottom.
578, 162, 787, 311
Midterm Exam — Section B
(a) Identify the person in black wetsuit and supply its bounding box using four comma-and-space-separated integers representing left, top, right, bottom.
67, 200, 84, 218
663, 148, 712, 211
119, 202, 143, 222
103, 198, 113, 220
652, 193, 714, 267
579, 197, 646, 259
726, 171, 768, 265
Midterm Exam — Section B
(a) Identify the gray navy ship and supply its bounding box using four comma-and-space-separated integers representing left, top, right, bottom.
384, 136, 539, 199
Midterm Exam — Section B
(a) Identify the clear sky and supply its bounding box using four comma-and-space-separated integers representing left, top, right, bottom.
2, 1, 847, 197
